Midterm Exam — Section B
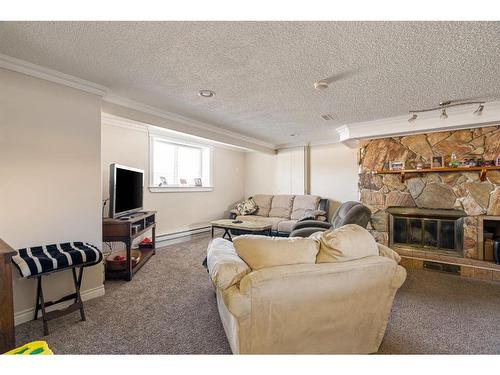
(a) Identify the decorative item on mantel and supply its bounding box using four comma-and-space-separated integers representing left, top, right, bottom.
431, 155, 444, 168
389, 161, 404, 171
449, 152, 459, 168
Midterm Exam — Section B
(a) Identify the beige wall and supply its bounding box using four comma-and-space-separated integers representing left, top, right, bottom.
244, 143, 359, 218
275, 148, 305, 195
309, 143, 359, 218
101, 122, 246, 236
243, 152, 277, 197
244, 147, 305, 197
0, 68, 103, 320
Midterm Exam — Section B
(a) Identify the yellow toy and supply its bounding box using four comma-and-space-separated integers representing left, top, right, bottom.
4, 341, 53, 355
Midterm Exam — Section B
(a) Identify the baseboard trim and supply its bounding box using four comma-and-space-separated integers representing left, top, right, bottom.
156, 226, 211, 247
14, 285, 105, 326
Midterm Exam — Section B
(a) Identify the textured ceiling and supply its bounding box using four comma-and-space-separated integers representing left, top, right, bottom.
1, 21, 499, 145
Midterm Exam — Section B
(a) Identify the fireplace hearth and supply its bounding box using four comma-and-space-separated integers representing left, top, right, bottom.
387, 207, 466, 256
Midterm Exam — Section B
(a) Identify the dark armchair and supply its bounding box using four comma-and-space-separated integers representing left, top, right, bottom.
290, 201, 371, 237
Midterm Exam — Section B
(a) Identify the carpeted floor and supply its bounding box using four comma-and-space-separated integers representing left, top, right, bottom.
15, 235, 500, 354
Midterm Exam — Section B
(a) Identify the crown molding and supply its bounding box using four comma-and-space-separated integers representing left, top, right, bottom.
101, 113, 149, 133
101, 113, 251, 152
276, 131, 342, 150
102, 94, 276, 153
3, 53, 498, 152
275, 101, 500, 150
0, 53, 108, 96
0, 53, 275, 153
343, 100, 500, 140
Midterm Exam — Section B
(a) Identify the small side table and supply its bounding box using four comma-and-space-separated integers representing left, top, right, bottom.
103, 211, 156, 281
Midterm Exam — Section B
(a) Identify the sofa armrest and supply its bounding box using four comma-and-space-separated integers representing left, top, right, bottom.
289, 227, 328, 238
377, 243, 401, 264
318, 198, 329, 217
229, 209, 240, 219
292, 220, 332, 231
207, 238, 251, 290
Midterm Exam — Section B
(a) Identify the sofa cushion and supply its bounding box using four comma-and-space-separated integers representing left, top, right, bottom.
312, 224, 379, 263
207, 238, 251, 290
269, 195, 295, 219
277, 220, 298, 233
290, 195, 321, 220
235, 198, 258, 215
252, 194, 274, 217
233, 235, 319, 270
235, 215, 284, 231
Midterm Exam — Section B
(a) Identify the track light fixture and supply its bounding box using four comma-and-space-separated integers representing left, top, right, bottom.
473, 103, 484, 115
408, 113, 417, 123
408, 100, 486, 122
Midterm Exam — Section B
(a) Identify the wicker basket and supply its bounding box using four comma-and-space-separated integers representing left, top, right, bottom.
106, 249, 141, 272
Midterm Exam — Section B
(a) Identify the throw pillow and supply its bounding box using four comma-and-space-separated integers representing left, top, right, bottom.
297, 209, 326, 222
235, 198, 258, 216
233, 235, 319, 270
313, 224, 379, 263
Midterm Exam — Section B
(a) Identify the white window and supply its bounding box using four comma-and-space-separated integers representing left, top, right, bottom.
150, 135, 213, 192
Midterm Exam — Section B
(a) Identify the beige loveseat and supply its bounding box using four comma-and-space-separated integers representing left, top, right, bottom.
206, 227, 407, 354
231, 194, 328, 235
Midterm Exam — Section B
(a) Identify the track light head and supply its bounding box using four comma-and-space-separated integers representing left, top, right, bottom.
408, 113, 417, 123
440, 108, 448, 119
473, 103, 484, 115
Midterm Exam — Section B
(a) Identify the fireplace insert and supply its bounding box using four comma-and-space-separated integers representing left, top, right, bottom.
387, 207, 465, 256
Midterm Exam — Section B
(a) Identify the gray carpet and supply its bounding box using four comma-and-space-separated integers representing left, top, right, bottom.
15, 235, 500, 354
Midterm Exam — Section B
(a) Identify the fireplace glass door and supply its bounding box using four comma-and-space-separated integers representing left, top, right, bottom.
391, 215, 462, 254
423, 219, 438, 247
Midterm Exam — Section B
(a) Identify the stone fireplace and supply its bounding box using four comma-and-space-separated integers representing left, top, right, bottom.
358, 126, 500, 281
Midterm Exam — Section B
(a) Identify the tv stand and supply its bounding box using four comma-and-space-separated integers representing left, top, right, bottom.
103, 211, 156, 281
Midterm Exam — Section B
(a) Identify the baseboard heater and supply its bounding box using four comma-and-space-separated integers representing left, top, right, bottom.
423, 260, 460, 275
156, 226, 211, 244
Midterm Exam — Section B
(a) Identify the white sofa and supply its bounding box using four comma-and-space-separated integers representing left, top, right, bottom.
206, 229, 406, 354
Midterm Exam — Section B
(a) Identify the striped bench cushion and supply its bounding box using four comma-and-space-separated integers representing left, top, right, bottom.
12, 242, 102, 278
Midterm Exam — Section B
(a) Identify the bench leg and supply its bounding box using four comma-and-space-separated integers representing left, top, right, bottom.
34, 276, 41, 321
35, 276, 50, 335
72, 267, 86, 322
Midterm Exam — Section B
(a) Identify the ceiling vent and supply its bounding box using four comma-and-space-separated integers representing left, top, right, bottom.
320, 113, 335, 121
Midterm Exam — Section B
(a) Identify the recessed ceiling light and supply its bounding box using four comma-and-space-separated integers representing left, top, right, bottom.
290, 133, 297, 137
198, 89, 215, 98
314, 80, 329, 90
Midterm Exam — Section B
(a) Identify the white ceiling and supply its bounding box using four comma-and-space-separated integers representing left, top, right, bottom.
1, 21, 499, 146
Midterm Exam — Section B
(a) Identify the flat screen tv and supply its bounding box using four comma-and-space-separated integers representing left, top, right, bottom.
109, 164, 144, 218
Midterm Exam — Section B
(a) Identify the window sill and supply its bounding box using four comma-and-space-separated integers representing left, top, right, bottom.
148, 186, 214, 193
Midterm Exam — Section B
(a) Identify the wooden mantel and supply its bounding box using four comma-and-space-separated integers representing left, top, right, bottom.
376, 166, 500, 183
0, 239, 16, 354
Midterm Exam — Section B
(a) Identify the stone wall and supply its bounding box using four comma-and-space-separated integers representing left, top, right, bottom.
358, 126, 500, 259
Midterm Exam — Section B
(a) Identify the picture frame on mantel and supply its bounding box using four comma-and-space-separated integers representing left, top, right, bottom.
496, 155, 500, 166
389, 161, 405, 171
431, 155, 444, 168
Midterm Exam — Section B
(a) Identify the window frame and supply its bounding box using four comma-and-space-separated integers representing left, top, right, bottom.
149, 135, 214, 193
